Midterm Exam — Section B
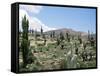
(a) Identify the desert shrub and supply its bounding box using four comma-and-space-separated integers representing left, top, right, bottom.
27, 51, 37, 64
78, 61, 88, 68
36, 38, 43, 41
87, 60, 96, 68
19, 59, 42, 72
36, 46, 49, 52
19, 62, 23, 70
26, 63, 40, 71
37, 43, 44, 47
78, 60, 96, 68
44, 39, 46, 45
47, 43, 56, 48
19, 68, 28, 72
60, 59, 67, 69
42, 46, 49, 52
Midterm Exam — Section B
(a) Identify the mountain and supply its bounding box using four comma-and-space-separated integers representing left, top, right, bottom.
19, 9, 88, 36
44, 28, 88, 36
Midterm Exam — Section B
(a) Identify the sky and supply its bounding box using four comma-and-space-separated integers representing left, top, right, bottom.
19, 4, 96, 33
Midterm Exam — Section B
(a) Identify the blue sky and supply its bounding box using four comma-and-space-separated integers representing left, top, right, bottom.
20, 5, 96, 33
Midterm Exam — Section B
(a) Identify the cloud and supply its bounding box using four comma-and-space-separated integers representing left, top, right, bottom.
19, 9, 30, 31
19, 9, 56, 32
20, 5, 42, 14
29, 17, 56, 32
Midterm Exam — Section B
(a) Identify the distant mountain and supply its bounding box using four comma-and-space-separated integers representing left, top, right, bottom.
19, 10, 87, 36
44, 28, 88, 36
19, 10, 88, 36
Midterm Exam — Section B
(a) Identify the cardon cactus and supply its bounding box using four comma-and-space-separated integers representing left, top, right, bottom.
70, 54, 78, 68
66, 50, 78, 69
21, 15, 33, 67
66, 51, 72, 68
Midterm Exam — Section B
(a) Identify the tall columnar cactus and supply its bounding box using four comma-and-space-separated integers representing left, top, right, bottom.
32, 29, 34, 36
60, 32, 64, 41
34, 29, 37, 44
83, 43, 87, 50
65, 44, 78, 69
70, 54, 78, 68
21, 15, 33, 67
52, 31, 55, 38
50, 32, 52, 38
89, 32, 95, 46
90, 36, 95, 46
66, 51, 72, 68
78, 34, 82, 44
50, 31, 55, 39
66, 32, 70, 42
56, 38, 60, 45
75, 43, 78, 55
68, 36, 70, 42
41, 26, 43, 37
66, 51, 78, 69
88, 30, 90, 41
43, 34, 46, 45
66, 32, 69, 40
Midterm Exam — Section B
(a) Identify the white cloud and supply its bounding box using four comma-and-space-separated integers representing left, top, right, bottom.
29, 17, 56, 32
19, 9, 56, 32
19, 9, 29, 31
20, 5, 42, 14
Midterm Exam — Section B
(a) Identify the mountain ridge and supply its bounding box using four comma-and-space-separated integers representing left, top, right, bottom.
44, 28, 88, 36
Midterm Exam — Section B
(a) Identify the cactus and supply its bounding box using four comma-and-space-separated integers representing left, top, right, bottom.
71, 35, 74, 40
66, 33, 69, 40
50, 32, 53, 38
66, 51, 72, 68
52, 31, 55, 38
56, 38, 60, 45
90, 36, 95, 46
42, 34, 46, 45
41, 26, 43, 38
32, 29, 34, 36
44, 38, 46, 45
21, 15, 33, 67
83, 43, 87, 50
81, 51, 88, 61
88, 30, 90, 41
78, 34, 82, 44
70, 54, 78, 68
74, 43, 78, 55
61, 44, 64, 49
60, 32, 64, 41
66, 47, 78, 69
75, 47, 78, 55
68, 37, 70, 42
66, 32, 71, 42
